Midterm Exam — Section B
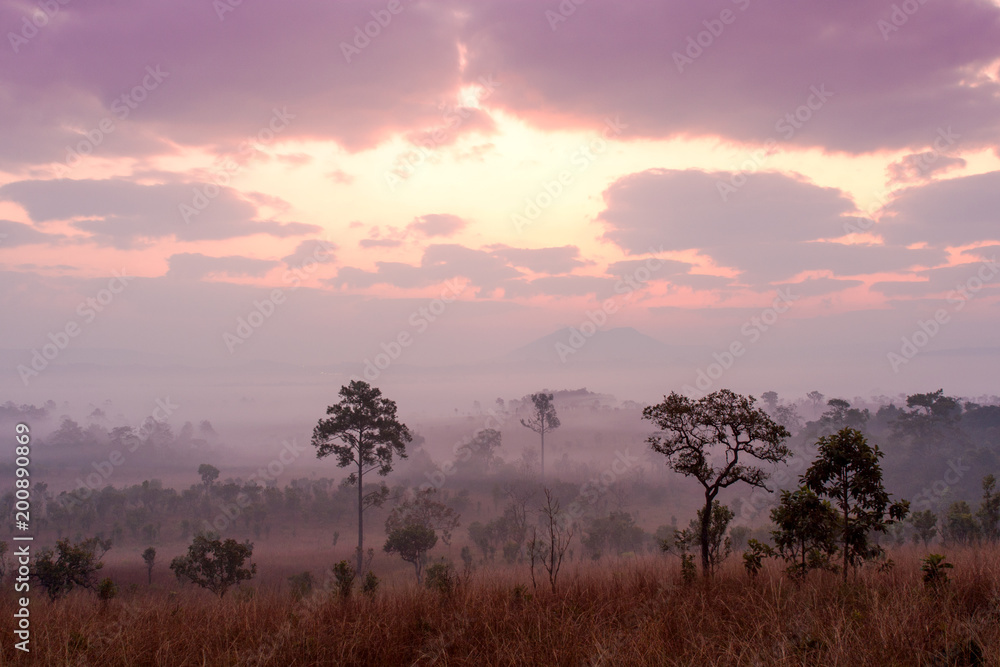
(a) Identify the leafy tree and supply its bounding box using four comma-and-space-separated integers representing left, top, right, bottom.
197, 464, 220, 495
520, 392, 560, 480
803, 427, 909, 581
818, 399, 870, 432
311, 380, 412, 576
384, 523, 438, 584
32, 538, 107, 600
890, 389, 963, 452
976, 474, 999, 543
807, 391, 825, 408
169, 533, 256, 598
943, 501, 978, 546
142, 547, 156, 585
466, 428, 503, 474
582, 511, 646, 559
770, 487, 838, 577
910, 509, 938, 547
761, 391, 779, 413
385, 488, 460, 546
643, 389, 791, 576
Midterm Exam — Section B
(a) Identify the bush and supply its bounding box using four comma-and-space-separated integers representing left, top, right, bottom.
97, 577, 118, 601
332, 560, 355, 599
921, 553, 953, 589
288, 571, 315, 601
425, 560, 458, 596
362, 570, 380, 597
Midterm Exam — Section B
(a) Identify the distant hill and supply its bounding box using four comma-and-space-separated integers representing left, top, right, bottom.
500, 326, 673, 367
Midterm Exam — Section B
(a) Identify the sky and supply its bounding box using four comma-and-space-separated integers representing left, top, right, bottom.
2, 0, 1000, 412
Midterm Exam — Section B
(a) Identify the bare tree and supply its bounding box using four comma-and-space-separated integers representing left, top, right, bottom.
529, 489, 574, 593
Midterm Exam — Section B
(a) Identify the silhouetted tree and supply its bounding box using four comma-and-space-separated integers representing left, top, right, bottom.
197, 464, 220, 496
169, 533, 256, 597
976, 474, 999, 543
311, 380, 412, 576
803, 427, 909, 581
770, 487, 838, 577
384, 523, 437, 584
142, 547, 156, 585
910, 509, 938, 547
520, 393, 560, 480
643, 390, 791, 576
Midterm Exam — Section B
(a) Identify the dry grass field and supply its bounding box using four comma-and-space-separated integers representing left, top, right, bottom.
2, 547, 998, 666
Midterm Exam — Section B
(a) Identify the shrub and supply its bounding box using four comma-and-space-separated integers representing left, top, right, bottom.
332, 560, 355, 599
425, 560, 458, 596
921, 553, 953, 589
288, 571, 315, 601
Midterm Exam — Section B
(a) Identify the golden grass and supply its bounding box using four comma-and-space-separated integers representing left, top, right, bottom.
3, 547, 999, 666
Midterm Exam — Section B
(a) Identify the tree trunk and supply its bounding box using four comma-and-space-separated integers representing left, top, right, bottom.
841, 472, 849, 583
540, 426, 545, 481
357, 455, 364, 578
701, 492, 713, 576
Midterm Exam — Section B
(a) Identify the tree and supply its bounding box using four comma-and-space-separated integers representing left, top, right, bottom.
910, 509, 938, 547
770, 487, 838, 577
527, 489, 575, 592
466, 428, 502, 474
197, 464, 220, 495
142, 547, 156, 585
943, 501, 978, 546
311, 380, 412, 576
385, 488, 460, 546
520, 393, 560, 480
976, 474, 999, 543
691, 501, 734, 575
32, 538, 107, 600
803, 427, 909, 581
761, 391, 779, 413
169, 533, 256, 598
384, 523, 437, 584
643, 389, 791, 576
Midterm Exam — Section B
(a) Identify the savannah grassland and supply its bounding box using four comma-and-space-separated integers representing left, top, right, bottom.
2, 547, 998, 666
